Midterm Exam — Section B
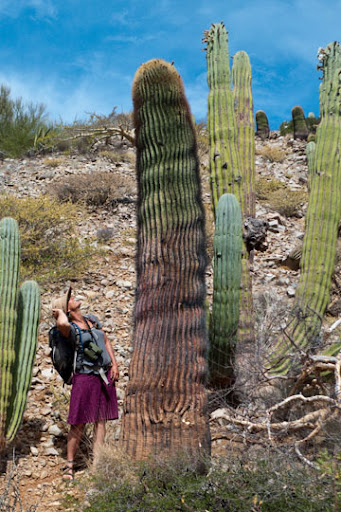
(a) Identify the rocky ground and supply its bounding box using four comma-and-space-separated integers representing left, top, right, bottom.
0, 133, 340, 511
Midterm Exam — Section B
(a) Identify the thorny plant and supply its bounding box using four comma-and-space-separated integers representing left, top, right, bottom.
210, 294, 341, 470
0, 453, 38, 512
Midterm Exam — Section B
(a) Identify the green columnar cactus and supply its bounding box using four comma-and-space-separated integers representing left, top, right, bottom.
209, 194, 242, 388
121, 59, 210, 460
255, 110, 270, 139
204, 22, 240, 217
271, 42, 341, 374
292, 106, 309, 140
306, 140, 316, 191
232, 51, 255, 218
205, 23, 256, 396
0, 218, 40, 449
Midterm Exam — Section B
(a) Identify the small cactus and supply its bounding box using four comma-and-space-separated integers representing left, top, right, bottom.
292, 106, 309, 140
0, 218, 40, 449
255, 110, 270, 139
209, 194, 242, 388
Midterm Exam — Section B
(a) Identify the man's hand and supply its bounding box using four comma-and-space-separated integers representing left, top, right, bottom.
52, 308, 64, 320
110, 364, 119, 382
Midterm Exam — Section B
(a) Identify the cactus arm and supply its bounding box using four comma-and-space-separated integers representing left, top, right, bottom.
122, 59, 209, 459
0, 218, 20, 445
205, 22, 241, 216
270, 42, 341, 374
210, 194, 242, 387
5, 281, 40, 441
232, 51, 255, 218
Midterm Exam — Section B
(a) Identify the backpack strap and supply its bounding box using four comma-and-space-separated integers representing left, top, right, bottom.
70, 322, 83, 374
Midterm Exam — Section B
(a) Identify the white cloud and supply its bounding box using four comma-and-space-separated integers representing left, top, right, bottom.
0, 70, 133, 123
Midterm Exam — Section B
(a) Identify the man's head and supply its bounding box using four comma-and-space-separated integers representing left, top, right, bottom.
51, 286, 72, 314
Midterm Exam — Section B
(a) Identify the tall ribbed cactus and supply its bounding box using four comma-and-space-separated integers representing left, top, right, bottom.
204, 22, 240, 217
0, 218, 40, 449
205, 23, 256, 397
210, 194, 242, 388
255, 110, 270, 140
270, 42, 341, 374
292, 106, 309, 140
232, 51, 255, 218
121, 59, 210, 460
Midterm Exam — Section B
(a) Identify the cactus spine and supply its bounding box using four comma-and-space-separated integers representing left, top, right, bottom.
292, 106, 309, 140
210, 194, 242, 387
0, 218, 40, 449
306, 140, 316, 191
121, 59, 209, 459
271, 42, 341, 374
255, 110, 270, 139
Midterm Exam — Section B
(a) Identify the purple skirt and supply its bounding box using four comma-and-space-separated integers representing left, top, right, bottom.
68, 372, 119, 425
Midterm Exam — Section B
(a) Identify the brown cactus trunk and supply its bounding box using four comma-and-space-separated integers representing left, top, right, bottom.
121, 60, 210, 460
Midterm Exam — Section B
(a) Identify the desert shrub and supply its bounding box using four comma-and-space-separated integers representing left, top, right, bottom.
53, 170, 136, 208
257, 145, 286, 163
98, 150, 136, 165
0, 84, 50, 158
0, 195, 94, 283
83, 450, 334, 512
255, 177, 285, 200
43, 157, 65, 168
269, 188, 307, 217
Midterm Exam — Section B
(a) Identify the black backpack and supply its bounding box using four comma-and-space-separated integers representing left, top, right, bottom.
49, 326, 77, 385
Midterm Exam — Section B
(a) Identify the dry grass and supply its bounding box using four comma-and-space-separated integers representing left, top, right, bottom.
42, 157, 65, 168
53, 170, 136, 208
255, 177, 285, 200
255, 177, 307, 217
269, 188, 307, 217
257, 145, 287, 163
98, 150, 135, 166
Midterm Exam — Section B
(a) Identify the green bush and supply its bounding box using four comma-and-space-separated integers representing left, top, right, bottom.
255, 177, 285, 200
0, 195, 94, 283
82, 451, 334, 512
0, 84, 50, 158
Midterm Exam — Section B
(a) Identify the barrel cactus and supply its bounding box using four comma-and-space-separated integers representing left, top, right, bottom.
292, 106, 309, 140
270, 42, 341, 374
209, 194, 242, 388
255, 110, 270, 140
0, 217, 40, 450
121, 59, 210, 460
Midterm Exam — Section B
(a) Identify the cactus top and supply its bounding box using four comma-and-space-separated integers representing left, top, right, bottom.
132, 59, 187, 108
318, 42, 341, 117
204, 22, 231, 89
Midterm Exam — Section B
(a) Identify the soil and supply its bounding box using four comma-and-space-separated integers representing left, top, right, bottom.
0, 133, 340, 511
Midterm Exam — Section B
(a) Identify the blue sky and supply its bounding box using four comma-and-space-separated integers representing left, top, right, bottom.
0, 0, 340, 130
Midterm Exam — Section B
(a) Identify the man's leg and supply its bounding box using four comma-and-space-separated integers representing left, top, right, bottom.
93, 420, 106, 465
63, 423, 85, 480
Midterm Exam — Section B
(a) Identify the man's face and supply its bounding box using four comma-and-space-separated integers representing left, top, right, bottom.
67, 296, 81, 312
